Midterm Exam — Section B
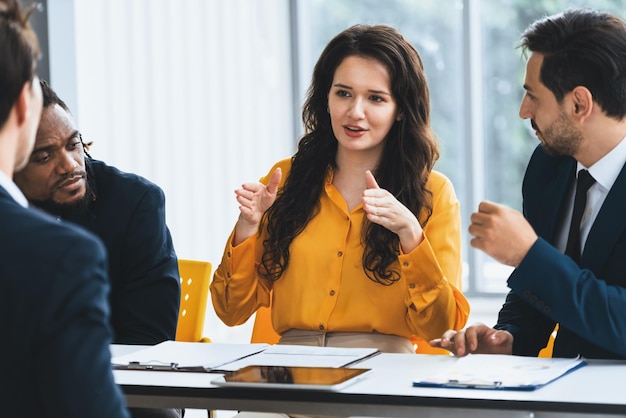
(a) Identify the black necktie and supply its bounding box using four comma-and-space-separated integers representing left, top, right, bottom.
564, 169, 595, 263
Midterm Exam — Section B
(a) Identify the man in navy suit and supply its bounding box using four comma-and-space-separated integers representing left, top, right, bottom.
13, 80, 182, 418
14, 80, 181, 418
431, 8, 626, 359
13, 80, 181, 347
0, 1, 129, 416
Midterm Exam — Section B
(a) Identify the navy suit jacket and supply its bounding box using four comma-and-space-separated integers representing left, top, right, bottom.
64, 159, 180, 345
495, 145, 626, 359
0, 186, 129, 417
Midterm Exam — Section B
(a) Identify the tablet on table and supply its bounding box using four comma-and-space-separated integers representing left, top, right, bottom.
211, 365, 371, 390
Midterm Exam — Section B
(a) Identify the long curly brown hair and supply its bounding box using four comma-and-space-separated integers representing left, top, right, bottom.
258, 24, 439, 285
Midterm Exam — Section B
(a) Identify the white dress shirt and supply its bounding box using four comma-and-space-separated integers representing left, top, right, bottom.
0, 170, 28, 208
555, 136, 626, 254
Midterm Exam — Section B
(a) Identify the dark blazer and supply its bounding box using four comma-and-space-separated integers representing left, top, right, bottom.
495, 145, 626, 359
0, 186, 129, 417
64, 159, 180, 345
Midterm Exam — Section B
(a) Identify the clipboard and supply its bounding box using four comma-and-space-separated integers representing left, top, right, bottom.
121, 361, 209, 372
112, 341, 270, 372
412, 354, 586, 391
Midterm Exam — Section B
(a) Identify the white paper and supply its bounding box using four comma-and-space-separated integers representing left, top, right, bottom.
217, 344, 379, 371
111, 341, 269, 371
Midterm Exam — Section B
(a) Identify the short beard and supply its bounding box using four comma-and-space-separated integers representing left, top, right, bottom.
30, 182, 93, 219
539, 110, 583, 157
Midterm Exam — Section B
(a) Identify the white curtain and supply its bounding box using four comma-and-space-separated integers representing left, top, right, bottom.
51, 0, 295, 342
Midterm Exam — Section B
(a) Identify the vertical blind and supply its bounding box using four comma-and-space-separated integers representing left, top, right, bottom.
66, 0, 295, 342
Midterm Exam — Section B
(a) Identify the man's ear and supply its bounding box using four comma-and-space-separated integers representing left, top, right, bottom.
14, 82, 31, 126
571, 86, 593, 119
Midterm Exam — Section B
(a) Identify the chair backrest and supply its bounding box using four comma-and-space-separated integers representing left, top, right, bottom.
410, 336, 451, 355
176, 259, 212, 342
250, 304, 280, 344
538, 324, 558, 358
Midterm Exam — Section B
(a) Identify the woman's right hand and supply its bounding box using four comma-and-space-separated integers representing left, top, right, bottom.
233, 167, 282, 245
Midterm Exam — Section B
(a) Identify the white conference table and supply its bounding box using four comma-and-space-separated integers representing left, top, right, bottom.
112, 344, 626, 417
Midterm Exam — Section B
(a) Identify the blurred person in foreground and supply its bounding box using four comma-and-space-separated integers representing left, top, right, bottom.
13, 79, 182, 418
431, 8, 626, 360
0, 0, 129, 416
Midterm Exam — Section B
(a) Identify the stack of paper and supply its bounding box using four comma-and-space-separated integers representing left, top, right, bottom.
216, 344, 379, 371
111, 341, 379, 373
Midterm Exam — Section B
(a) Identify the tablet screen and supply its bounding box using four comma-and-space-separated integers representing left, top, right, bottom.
220, 365, 370, 388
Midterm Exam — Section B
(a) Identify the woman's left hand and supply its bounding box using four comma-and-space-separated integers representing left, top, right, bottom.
362, 170, 424, 253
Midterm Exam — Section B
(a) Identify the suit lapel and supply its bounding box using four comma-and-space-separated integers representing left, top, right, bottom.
0, 185, 10, 199
583, 162, 626, 271
0, 184, 21, 206
534, 160, 576, 244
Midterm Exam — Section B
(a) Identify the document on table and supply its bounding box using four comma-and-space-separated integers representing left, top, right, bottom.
413, 354, 585, 391
111, 341, 269, 372
215, 344, 380, 372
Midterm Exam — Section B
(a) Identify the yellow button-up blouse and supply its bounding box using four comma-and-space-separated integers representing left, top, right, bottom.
211, 158, 469, 341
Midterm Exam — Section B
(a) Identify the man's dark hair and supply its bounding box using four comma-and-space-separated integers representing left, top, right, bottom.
520, 8, 626, 119
0, 0, 40, 129
40, 78, 70, 111
40, 78, 93, 156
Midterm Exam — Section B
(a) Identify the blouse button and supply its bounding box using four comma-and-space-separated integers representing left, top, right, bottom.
329, 290, 335, 296
409, 283, 415, 289
319, 325, 325, 331
226, 272, 231, 278
227, 251, 231, 257
403, 261, 409, 267
337, 251, 343, 257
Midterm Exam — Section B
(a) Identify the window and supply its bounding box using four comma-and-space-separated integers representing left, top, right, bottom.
293, 0, 626, 295
45, 0, 626, 341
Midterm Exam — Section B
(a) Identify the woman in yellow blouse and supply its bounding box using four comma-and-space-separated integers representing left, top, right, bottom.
211, 24, 469, 353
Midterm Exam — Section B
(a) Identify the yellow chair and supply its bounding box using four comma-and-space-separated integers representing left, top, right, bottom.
410, 335, 451, 355
251, 304, 280, 344
176, 259, 212, 342
538, 324, 558, 358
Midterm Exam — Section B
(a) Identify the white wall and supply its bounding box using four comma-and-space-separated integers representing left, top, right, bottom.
49, 0, 296, 342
